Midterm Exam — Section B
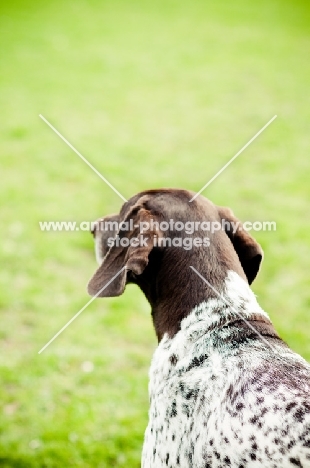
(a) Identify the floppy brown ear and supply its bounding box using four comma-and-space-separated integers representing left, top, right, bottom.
218, 207, 263, 285
87, 205, 158, 297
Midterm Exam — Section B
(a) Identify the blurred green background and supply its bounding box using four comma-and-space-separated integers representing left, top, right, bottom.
1, 0, 309, 466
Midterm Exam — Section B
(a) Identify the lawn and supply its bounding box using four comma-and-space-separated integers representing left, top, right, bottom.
0, 0, 309, 466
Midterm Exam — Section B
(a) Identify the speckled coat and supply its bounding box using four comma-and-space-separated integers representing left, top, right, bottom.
87, 189, 310, 468
142, 273, 310, 468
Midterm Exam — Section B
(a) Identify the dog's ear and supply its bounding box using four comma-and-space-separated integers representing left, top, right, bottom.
92, 213, 120, 264
87, 201, 159, 297
218, 207, 263, 284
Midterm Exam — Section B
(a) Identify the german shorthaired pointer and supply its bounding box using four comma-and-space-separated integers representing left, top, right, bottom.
88, 189, 310, 468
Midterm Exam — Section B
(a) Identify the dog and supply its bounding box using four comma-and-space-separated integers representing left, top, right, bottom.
88, 188, 310, 467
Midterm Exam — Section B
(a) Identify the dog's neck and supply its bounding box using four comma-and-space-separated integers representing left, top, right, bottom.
179, 271, 271, 344
134, 246, 263, 342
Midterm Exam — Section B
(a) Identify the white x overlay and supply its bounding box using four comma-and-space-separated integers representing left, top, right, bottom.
39, 113, 278, 353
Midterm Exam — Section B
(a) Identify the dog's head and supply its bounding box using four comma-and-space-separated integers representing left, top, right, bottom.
88, 189, 263, 301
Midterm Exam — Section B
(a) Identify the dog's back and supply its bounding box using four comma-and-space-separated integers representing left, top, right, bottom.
143, 272, 310, 467
88, 189, 310, 467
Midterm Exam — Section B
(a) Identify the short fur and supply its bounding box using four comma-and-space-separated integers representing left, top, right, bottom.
88, 189, 310, 467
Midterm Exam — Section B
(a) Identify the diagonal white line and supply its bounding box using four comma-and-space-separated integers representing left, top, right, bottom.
39, 114, 127, 203
189, 115, 277, 202
190, 266, 277, 351
38, 266, 127, 354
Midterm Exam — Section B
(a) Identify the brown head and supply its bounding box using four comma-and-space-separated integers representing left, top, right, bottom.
88, 189, 263, 341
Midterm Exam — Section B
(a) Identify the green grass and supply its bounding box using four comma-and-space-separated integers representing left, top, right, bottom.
1, 0, 310, 466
